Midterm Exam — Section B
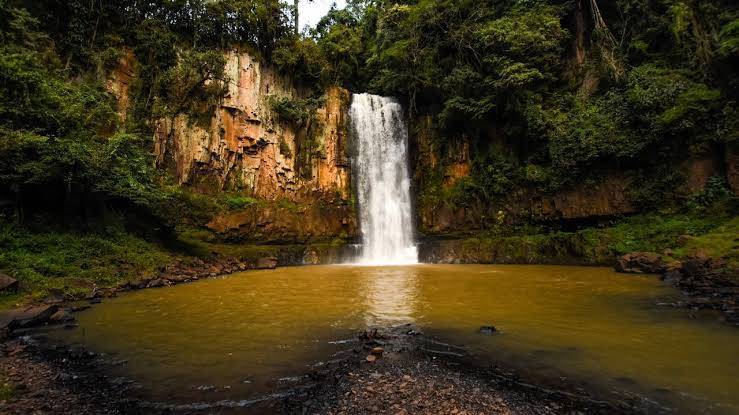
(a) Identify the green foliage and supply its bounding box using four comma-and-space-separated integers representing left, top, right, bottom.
279, 137, 293, 158
454, 209, 737, 266
272, 37, 326, 85
718, 18, 739, 56
540, 64, 725, 185
629, 166, 686, 210
362, 1, 567, 128
223, 195, 258, 210
269, 96, 324, 127
686, 176, 735, 210
0, 380, 14, 401
153, 50, 229, 121
673, 216, 739, 270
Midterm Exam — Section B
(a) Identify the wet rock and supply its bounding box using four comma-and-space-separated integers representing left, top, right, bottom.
615, 252, 666, 274
662, 269, 683, 284
86, 287, 117, 299
479, 326, 497, 335
0, 305, 59, 330
166, 274, 190, 283
70, 305, 91, 313
49, 310, 74, 323
146, 278, 171, 288
256, 257, 279, 270
0, 271, 18, 293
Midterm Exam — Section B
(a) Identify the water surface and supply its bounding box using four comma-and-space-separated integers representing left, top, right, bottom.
55, 265, 739, 413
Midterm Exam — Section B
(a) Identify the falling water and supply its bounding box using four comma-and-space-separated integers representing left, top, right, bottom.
350, 93, 418, 265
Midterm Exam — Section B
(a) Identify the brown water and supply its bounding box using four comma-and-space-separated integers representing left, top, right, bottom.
55, 265, 739, 413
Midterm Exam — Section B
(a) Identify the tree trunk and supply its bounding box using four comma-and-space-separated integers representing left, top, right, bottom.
294, 0, 299, 35
574, 1, 586, 67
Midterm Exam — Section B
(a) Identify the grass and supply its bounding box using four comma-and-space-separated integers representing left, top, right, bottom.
453, 208, 738, 266
0, 225, 176, 307
0, 378, 14, 401
672, 216, 739, 269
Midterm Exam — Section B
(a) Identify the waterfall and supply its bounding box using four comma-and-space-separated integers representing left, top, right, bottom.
350, 93, 418, 265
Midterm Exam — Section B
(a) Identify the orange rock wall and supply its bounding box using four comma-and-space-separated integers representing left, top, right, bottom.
152, 51, 352, 202
107, 50, 357, 242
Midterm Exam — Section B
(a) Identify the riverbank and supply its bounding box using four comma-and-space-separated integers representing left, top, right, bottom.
0, 223, 354, 311
0, 324, 632, 415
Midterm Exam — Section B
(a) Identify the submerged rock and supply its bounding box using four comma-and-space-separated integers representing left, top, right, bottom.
49, 310, 74, 323
479, 326, 498, 335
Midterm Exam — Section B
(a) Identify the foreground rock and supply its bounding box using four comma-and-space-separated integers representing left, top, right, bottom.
0, 305, 59, 332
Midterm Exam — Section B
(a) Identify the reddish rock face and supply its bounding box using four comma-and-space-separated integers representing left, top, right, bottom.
680, 157, 721, 195
151, 52, 352, 204
411, 113, 734, 235
207, 202, 357, 243
106, 48, 136, 123
106, 50, 357, 240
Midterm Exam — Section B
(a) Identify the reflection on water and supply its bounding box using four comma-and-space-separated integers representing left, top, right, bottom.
53, 265, 739, 414
359, 266, 419, 326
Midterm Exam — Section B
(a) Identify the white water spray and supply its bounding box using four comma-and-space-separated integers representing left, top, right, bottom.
350, 93, 418, 265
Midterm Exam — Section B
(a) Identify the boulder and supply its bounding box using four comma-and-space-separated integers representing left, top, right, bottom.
0, 272, 18, 293
0, 305, 59, 330
615, 252, 667, 274
256, 257, 278, 270
49, 310, 74, 323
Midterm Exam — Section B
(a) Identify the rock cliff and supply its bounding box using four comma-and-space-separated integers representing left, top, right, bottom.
410, 116, 737, 236
108, 50, 357, 243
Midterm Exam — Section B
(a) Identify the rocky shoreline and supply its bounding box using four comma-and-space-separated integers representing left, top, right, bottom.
615, 252, 739, 325
2, 249, 736, 343
0, 255, 735, 413
0, 323, 647, 415
0, 254, 278, 339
